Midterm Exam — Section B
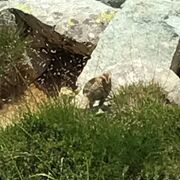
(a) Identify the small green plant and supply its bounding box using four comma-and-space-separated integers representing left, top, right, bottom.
0, 26, 27, 76
0, 83, 180, 179
0, 26, 33, 103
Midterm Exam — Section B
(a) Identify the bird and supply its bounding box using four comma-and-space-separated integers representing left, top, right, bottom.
83, 72, 112, 108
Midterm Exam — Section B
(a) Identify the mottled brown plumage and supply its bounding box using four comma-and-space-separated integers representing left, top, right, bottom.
83, 72, 112, 108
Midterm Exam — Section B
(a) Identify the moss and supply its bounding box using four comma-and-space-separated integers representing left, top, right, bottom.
96, 10, 117, 24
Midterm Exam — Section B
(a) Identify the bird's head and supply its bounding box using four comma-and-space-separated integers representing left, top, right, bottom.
102, 71, 112, 84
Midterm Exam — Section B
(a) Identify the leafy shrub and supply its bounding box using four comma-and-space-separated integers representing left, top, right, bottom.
0, 83, 180, 179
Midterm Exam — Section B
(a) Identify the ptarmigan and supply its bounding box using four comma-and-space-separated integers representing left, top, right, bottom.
83, 72, 112, 108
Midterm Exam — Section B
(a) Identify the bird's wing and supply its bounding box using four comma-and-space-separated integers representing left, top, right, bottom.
83, 77, 97, 94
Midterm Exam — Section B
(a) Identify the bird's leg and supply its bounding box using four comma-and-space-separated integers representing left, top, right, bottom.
89, 101, 94, 109
99, 98, 105, 107
88, 98, 95, 109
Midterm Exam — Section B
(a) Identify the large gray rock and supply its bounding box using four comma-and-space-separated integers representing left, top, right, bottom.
8, 0, 118, 45
5, 0, 118, 97
0, 7, 94, 102
77, 0, 180, 105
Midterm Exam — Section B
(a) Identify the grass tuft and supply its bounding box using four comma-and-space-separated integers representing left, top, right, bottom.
0, 83, 180, 179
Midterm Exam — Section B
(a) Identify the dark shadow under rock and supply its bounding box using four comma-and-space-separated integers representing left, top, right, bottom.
170, 38, 180, 77
96, 0, 126, 8
34, 44, 90, 96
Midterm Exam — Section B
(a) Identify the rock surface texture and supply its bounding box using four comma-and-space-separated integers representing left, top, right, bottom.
77, 0, 180, 105
9, 0, 118, 44
0, 1, 8, 12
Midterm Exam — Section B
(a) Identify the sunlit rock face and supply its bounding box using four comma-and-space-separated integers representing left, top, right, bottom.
0, 1, 8, 12
77, 0, 180, 105
8, 0, 118, 45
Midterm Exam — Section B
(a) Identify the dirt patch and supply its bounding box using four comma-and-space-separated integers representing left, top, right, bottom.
0, 84, 47, 128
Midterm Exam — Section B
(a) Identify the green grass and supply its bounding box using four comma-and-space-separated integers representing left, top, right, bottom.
0, 26, 27, 76
0, 26, 32, 105
0, 83, 180, 180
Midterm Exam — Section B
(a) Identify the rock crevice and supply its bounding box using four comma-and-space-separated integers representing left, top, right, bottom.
0, 8, 96, 106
